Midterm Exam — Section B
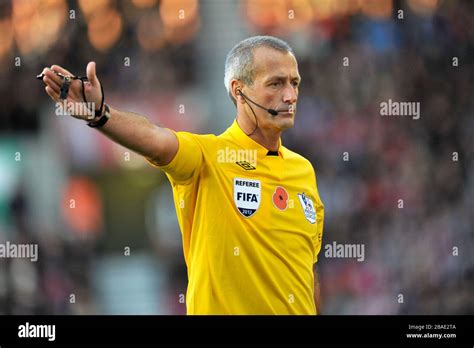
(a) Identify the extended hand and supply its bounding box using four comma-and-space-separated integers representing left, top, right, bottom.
40, 62, 103, 120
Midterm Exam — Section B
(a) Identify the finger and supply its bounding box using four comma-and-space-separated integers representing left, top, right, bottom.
39, 67, 49, 78
44, 68, 64, 86
50, 64, 73, 77
86, 61, 99, 87
45, 86, 59, 102
43, 75, 61, 92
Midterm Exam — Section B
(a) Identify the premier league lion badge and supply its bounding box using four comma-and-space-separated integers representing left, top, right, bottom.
298, 192, 316, 224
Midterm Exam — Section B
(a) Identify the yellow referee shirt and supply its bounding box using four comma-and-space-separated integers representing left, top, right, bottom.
151, 120, 324, 314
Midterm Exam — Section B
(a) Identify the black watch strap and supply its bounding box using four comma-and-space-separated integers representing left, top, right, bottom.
87, 104, 110, 128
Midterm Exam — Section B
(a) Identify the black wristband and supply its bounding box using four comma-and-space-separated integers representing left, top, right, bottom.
87, 104, 110, 128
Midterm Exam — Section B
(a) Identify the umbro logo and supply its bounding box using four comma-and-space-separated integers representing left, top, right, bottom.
236, 161, 256, 170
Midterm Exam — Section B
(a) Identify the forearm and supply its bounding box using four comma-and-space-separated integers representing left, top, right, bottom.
94, 107, 176, 165
314, 265, 321, 314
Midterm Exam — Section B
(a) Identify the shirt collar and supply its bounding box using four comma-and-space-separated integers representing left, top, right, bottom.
225, 119, 286, 159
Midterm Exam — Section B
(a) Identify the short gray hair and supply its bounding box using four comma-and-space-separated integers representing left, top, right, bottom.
224, 36, 293, 106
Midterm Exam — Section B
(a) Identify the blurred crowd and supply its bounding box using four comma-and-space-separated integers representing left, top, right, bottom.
287, 1, 474, 314
0, 0, 473, 314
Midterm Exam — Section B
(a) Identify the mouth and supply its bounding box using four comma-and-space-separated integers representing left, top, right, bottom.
277, 110, 295, 116
275, 106, 296, 116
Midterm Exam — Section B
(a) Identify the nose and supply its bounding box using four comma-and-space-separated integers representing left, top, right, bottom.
282, 83, 297, 105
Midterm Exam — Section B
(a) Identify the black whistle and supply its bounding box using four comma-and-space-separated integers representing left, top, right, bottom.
36, 70, 67, 80
59, 77, 71, 100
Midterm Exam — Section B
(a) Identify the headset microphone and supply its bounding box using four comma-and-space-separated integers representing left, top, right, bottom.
237, 90, 279, 116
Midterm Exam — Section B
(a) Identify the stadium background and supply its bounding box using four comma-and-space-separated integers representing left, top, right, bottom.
0, 0, 472, 314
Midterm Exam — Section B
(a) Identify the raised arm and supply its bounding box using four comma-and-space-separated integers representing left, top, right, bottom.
40, 62, 178, 166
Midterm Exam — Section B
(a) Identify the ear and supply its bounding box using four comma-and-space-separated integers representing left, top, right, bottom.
230, 79, 245, 104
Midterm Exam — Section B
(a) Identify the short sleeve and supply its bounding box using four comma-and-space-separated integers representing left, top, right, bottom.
148, 131, 204, 184
312, 170, 325, 263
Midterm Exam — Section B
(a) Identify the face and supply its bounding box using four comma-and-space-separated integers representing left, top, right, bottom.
238, 46, 301, 132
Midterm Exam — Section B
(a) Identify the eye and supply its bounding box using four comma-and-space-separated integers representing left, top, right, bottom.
292, 80, 300, 87
270, 81, 282, 87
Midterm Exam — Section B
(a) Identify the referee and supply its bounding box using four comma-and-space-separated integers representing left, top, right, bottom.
40, 36, 325, 315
